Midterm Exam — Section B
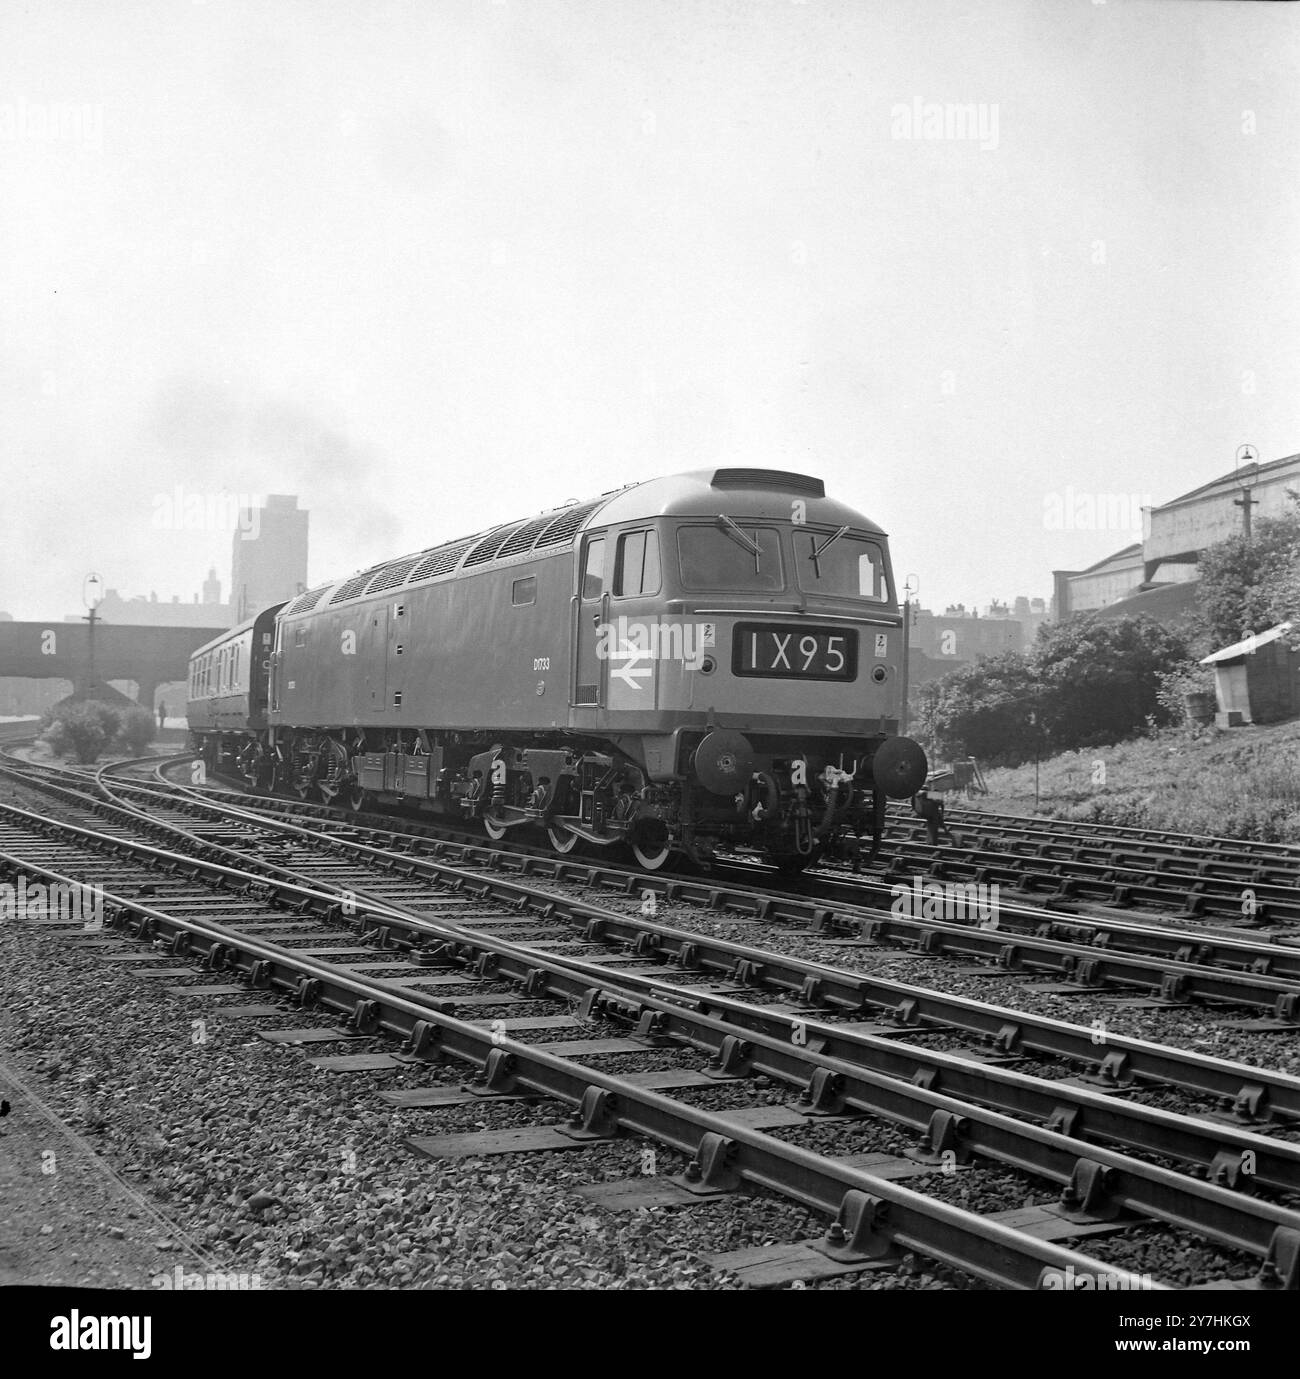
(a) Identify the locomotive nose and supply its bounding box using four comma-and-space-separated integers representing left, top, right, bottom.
871, 736, 928, 799
693, 729, 755, 796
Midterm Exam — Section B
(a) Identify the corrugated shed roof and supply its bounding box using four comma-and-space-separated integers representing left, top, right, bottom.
1201, 622, 1295, 665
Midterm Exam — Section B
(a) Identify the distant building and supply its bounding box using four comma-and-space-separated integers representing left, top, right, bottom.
1052, 544, 1148, 620
1143, 452, 1300, 581
1050, 451, 1300, 626
230, 494, 309, 622
908, 596, 1048, 688
63, 573, 233, 629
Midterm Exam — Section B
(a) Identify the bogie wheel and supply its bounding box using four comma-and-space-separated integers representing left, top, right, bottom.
547, 823, 580, 854
631, 822, 674, 872
345, 786, 368, 813
482, 812, 508, 841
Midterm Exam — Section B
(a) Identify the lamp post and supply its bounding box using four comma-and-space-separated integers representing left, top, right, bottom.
900, 574, 918, 734
1234, 444, 1259, 543
1029, 672, 1042, 811
82, 573, 103, 700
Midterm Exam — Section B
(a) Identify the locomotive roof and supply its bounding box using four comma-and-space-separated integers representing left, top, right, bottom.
283, 468, 885, 617
592, 469, 886, 533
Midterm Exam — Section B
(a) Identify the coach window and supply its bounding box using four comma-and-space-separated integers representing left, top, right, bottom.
512, 575, 537, 606
581, 537, 605, 600
614, 529, 661, 597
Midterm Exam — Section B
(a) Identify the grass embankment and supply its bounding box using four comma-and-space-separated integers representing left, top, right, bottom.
955, 719, 1300, 843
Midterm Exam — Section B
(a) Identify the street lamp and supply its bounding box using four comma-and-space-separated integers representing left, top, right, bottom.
1234, 444, 1259, 542
82, 573, 103, 699
900, 574, 919, 734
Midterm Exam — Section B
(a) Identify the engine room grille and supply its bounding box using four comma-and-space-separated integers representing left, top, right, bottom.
711, 468, 825, 497
285, 586, 330, 615
365, 554, 424, 595
464, 522, 528, 566
330, 570, 383, 603
497, 513, 557, 558
534, 501, 601, 548
409, 539, 474, 581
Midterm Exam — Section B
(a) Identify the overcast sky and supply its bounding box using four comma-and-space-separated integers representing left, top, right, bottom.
1, 0, 1296, 621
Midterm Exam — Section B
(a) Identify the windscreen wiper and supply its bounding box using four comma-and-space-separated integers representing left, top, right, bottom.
716, 513, 762, 560
808, 524, 849, 577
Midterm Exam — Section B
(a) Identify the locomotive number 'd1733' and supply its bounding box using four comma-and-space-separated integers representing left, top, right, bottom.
732, 623, 858, 680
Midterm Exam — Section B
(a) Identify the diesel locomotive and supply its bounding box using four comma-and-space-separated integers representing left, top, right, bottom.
187, 468, 927, 870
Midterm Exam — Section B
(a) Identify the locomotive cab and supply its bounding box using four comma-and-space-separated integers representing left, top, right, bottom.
546, 470, 927, 869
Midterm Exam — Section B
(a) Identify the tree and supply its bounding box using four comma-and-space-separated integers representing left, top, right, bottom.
913, 651, 1039, 767
1195, 496, 1300, 648
915, 614, 1192, 765
41, 701, 119, 764
1030, 614, 1190, 749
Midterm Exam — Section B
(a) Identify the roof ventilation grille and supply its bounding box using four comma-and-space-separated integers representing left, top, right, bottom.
712, 468, 825, 497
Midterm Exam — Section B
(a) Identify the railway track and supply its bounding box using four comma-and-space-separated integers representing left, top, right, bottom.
2, 748, 1300, 1288
843, 801, 1300, 929
48, 758, 1300, 1023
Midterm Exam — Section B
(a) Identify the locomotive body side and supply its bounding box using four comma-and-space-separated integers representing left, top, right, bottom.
273, 543, 574, 732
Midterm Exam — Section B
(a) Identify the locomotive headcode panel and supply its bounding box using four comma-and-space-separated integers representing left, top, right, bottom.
733, 624, 858, 680
187, 469, 926, 871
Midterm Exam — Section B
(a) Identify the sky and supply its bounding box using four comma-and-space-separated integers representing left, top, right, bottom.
1, 0, 1297, 620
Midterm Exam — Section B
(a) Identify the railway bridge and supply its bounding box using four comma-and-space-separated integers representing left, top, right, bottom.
0, 621, 219, 709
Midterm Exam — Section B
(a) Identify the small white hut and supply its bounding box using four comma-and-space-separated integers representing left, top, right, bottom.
1199, 622, 1298, 726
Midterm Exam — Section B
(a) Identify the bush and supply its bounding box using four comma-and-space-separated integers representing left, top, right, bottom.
117, 706, 156, 755
914, 651, 1040, 767
40, 701, 118, 764
1155, 660, 1217, 726
1031, 614, 1191, 749
915, 615, 1191, 765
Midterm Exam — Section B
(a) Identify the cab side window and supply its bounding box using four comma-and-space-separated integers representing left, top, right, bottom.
614, 529, 661, 597
581, 537, 605, 600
